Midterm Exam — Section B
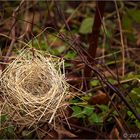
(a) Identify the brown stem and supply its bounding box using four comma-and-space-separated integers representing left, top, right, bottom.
84, 1, 106, 79
3, 0, 25, 64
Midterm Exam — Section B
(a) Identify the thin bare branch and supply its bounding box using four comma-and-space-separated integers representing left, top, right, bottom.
114, 1, 125, 77
4, 0, 25, 63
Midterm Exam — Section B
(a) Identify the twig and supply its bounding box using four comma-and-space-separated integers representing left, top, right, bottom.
98, 75, 131, 133
0, 49, 2, 77
114, 116, 127, 134
3, 0, 25, 63
114, 1, 125, 77
91, 78, 139, 93
62, 121, 102, 136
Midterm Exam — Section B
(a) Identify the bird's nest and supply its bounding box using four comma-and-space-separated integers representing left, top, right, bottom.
0, 48, 69, 127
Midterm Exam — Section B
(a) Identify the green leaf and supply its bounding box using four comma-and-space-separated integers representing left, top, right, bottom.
64, 51, 76, 59
131, 87, 140, 95
69, 98, 79, 104
50, 46, 66, 55
81, 95, 90, 101
113, 111, 118, 116
90, 80, 99, 87
83, 107, 93, 116
66, 8, 75, 14
5, 125, 15, 138
127, 9, 140, 23
39, 39, 48, 50
79, 17, 93, 34
57, 46, 66, 53
128, 89, 140, 104
127, 111, 135, 119
127, 111, 133, 116
108, 78, 116, 84
7, 125, 14, 134
0, 114, 8, 123
106, 30, 112, 38
97, 104, 109, 112
72, 106, 82, 112
64, 62, 72, 67
88, 113, 102, 124
135, 120, 140, 129
127, 33, 136, 42
71, 106, 84, 118
125, 73, 140, 80
50, 49, 59, 55
136, 107, 140, 114
123, 84, 129, 89
122, 15, 132, 31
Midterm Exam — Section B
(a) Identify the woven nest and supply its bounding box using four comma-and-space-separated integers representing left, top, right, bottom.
0, 48, 69, 127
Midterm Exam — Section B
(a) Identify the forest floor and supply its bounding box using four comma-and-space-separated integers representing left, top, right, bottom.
0, 1, 140, 139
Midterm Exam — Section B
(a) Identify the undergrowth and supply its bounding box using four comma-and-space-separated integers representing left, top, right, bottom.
0, 1, 140, 139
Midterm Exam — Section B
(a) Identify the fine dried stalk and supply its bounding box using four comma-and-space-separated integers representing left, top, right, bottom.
114, 1, 125, 76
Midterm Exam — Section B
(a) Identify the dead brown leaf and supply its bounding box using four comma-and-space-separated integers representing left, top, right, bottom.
109, 127, 120, 140
66, 74, 83, 85
88, 90, 109, 105
54, 126, 77, 139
